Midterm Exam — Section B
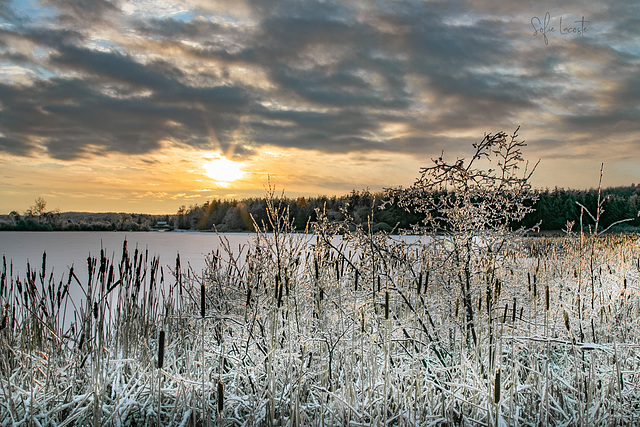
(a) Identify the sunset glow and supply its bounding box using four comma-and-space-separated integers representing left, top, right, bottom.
203, 157, 244, 183
0, 0, 638, 215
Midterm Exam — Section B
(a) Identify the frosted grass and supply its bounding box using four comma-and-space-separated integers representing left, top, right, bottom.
1, 225, 639, 425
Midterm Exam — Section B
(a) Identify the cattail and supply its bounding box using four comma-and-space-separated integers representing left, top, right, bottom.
246, 286, 252, 307
494, 367, 501, 403
354, 269, 359, 291
503, 303, 508, 323
512, 298, 517, 322
361, 309, 365, 333
455, 298, 459, 319
176, 254, 182, 296
93, 302, 98, 319
41, 251, 46, 282
158, 330, 165, 369
1, 256, 5, 297
200, 283, 206, 318
563, 310, 571, 333
0, 304, 7, 330
385, 291, 389, 320
217, 380, 224, 413
545, 285, 550, 311
417, 272, 422, 295
424, 269, 429, 293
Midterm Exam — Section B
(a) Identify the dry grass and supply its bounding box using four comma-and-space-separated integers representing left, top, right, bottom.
1, 213, 639, 425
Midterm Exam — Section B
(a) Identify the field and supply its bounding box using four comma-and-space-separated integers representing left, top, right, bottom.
1, 193, 640, 427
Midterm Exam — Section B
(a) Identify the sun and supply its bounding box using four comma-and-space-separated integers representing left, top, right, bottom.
203, 157, 244, 182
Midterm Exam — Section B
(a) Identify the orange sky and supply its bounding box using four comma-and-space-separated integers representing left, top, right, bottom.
1, 0, 639, 214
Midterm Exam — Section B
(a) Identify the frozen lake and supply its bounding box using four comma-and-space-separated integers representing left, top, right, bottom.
0, 231, 255, 283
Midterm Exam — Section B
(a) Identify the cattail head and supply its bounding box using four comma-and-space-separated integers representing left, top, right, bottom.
0, 303, 8, 330
384, 291, 389, 320
563, 310, 571, 334
78, 332, 85, 351
158, 330, 165, 369
217, 380, 224, 413
424, 270, 430, 293
494, 367, 501, 403
545, 285, 550, 311
246, 286, 252, 307
200, 283, 206, 318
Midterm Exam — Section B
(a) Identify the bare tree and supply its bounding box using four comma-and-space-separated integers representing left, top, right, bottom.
388, 127, 539, 350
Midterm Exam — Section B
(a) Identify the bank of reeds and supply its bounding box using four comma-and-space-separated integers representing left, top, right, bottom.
1, 202, 639, 425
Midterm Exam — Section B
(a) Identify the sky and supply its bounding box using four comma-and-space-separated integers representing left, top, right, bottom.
0, 0, 639, 214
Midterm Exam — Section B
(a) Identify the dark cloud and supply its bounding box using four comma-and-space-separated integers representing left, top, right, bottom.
0, 73, 250, 160
0, 0, 639, 164
51, 45, 182, 91
0, 136, 38, 156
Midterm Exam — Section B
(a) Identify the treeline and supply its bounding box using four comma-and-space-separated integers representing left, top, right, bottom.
524, 185, 640, 231
0, 211, 170, 231
173, 185, 640, 233
2, 185, 639, 233
173, 191, 421, 233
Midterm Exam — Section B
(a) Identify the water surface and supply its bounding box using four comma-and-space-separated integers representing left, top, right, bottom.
0, 231, 254, 282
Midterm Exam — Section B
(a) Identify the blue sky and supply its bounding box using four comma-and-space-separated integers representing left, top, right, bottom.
1, 0, 639, 213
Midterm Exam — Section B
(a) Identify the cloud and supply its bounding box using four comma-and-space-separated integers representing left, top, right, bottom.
42, 0, 121, 24
0, 0, 638, 174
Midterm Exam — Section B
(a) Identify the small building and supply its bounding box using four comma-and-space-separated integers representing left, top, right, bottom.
152, 221, 173, 231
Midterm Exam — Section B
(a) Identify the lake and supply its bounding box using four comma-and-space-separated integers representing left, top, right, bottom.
0, 231, 255, 283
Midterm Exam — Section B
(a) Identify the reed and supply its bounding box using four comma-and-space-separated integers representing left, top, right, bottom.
0, 203, 639, 425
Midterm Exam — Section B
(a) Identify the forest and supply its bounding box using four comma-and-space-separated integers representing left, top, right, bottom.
1, 185, 639, 233
172, 184, 640, 233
